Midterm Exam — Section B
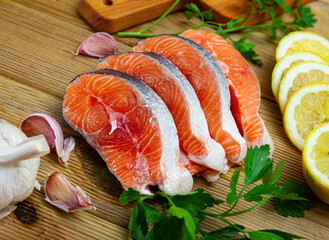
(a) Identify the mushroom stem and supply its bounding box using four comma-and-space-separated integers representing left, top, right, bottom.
0, 135, 50, 165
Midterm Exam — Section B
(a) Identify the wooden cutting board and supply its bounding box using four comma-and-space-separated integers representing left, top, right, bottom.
1, 0, 329, 239
78, 0, 314, 33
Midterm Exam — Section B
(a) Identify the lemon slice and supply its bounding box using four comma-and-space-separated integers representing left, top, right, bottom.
278, 62, 329, 112
272, 52, 325, 101
303, 122, 329, 204
276, 31, 329, 61
284, 83, 329, 151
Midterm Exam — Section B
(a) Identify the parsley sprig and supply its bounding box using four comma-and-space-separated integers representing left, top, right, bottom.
116, 0, 316, 65
120, 145, 316, 240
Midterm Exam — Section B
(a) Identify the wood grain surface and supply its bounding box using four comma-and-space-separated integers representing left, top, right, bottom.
1, 0, 329, 239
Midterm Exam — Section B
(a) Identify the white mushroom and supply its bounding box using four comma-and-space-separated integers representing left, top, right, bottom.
0, 119, 50, 219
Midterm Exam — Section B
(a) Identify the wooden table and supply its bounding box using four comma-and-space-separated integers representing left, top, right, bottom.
1, 0, 329, 239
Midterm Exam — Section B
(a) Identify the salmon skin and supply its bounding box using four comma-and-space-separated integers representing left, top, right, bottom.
133, 35, 247, 164
96, 52, 228, 174
180, 30, 274, 155
62, 69, 193, 196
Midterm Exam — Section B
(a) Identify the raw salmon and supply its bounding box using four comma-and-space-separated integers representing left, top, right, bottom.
96, 52, 227, 173
180, 30, 274, 153
62, 69, 193, 195
133, 35, 247, 164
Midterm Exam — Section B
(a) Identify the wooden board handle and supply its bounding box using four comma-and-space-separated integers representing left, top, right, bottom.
77, 0, 187, 33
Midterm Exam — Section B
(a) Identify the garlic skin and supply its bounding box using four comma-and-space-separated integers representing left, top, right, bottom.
20, 113, 75, 165
0, 119, 49, 220
75, 32, 118, 57
44, 171, 95, 213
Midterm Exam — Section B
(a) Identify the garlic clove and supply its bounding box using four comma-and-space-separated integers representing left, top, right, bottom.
0, 205, 17, 220
44, 171, 95, 213
75, 32, 118, 58
20, 113, 75, 165
0, 135, 50, 165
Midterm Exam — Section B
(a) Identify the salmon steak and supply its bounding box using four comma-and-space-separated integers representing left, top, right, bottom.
133, 35, 247, 164
96, 52, 227, 173
62, 69, 193, 195
180, 30, 274, 154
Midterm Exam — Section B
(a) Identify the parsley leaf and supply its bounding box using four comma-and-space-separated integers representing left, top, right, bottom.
296, 0, 316, 27
168, 206, 197, 240
233, 33, 263, 66
201, 225, 245, 239
119, 188, 141, 205
171, 188, 222, 231
249, 230, 285, 240
151, 215, 185, 240
184, 3, 212, 21
244, 145, 272, 187
128, 205, 139, 237
139, 201, 160, 229
243, 184, 280, 202
227, 168, 240, 206
185, 3, 199, 13
263, 160, 284, 185
274, 180, 316, 217
274, 180, 308, 200
171, 188, 223, 212
260, 229, 305, 240
184, 10, 197, 20
120, 145, 315, 239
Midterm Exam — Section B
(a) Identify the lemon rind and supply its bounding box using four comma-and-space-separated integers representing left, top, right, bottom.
303, 123, 329, 203
276, 31, 329, 61
284, 83, 329, 151
272, 52, 325, 102
278, 61, 329, 112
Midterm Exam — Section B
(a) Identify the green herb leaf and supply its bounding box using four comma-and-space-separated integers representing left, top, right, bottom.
171, 188, 222, 231
299, 6, 317, 27
233, 34, 263, 66
274, 180, 308, 200
128, 205, 139, 236
184, 10, 197, 20
226, 16, 244, 29
201, 225, 245, 239
243, 184, 280, 202
185, 3, 200, 14
168, 206, 197, 239
226, 168, 240, 206
249, 231, 285, 240
184, 2, 213, 21
120, 145, 315, 239
261, 229, 306, 240
263, 160, 284, 185
244, 145, 272, 187
119, 188, 141, 205
202, 10, 213, 20
274, 180, 316, 217
268, 7, 288, 39
214, 27, 229, 39
151, 215, 185, 240
139, 202, 160, 226
172, 188, 223, 213
297, 0, 316, 27
274, 0, 285, 7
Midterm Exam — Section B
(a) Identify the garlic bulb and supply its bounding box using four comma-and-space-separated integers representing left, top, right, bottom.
0, 119, 50, 220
